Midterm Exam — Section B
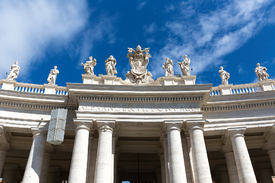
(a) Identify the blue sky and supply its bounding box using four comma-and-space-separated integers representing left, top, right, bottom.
0, 0, 275, 87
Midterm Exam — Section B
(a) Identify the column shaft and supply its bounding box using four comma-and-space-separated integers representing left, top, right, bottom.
163, 137, 170, 183
166, 123, 187, 183
224, 151, 239, 183
0, 143, 10, 177
267, 149, 275, 175
228, 128, 257, 183
22, 130, 46, 183
94, 123, 115, 183
87, 138, 98, 183
187, 122, 212, 183
40, 152, 51, 183
68, 123, 92, 183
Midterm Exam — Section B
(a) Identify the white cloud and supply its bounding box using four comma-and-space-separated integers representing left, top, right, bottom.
144, 22, 157, 34
0, 0, 89, 80
149, 0, 275, 78
137, 1, 146, 10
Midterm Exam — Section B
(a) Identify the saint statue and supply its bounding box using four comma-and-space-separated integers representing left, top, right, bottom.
219, 66, 230, 85
162, 57, 174, 76
81, 56, 97, 75
47, 66, 59, 85
177, 55, 190, 76
105, 55, 117, 76
6, 61, 20, 80
255, 63, 269, 81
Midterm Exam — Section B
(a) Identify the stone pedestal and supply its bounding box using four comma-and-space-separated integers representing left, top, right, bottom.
187, 121, 212, 183
82, 74, 97, 84
162, 76, 176, 86
218, 84, 233, 95
1, 80, 16, 91
182, 75, 196, 85
227, 128, 257, 183
68, 122, 93, 183
2, 164, 18, 183
94, 121, 115, 183
22, 129, 46, 183
259, 80, 274, 91
164, 122, 187, 183
102, 75, 117, 85
222, 146, 240, 183
44, 84, 57, 94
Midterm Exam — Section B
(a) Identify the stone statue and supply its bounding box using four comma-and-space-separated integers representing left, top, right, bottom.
81, 56, 97, 75
105, 55, 117, 76
6, 61, 20, 80
125, 45, 154, 84
219, 66, 230, 85
255, 63, 269, 81
162, 57, 174, 76
177, 55, 190, 76
47, 66, 59, 85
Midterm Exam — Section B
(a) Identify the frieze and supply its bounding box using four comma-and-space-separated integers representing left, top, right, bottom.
202, 101, 275, 111
79, 102, 201, 113
76, 96, 203, 102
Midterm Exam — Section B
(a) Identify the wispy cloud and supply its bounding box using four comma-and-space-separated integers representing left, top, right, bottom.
0, 0, 89, 80
149, 0, 275, 78
137, 1, 146, 10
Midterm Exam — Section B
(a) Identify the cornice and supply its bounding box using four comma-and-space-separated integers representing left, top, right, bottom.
202, 100, 275, 112
76, 95, 203, 103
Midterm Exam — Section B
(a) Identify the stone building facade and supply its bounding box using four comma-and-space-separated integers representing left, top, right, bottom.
0, 46, 275, 183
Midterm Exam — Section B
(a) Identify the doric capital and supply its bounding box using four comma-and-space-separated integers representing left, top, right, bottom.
31, 128, 47, 138
97, 120, 115, 133
263, 142, 275, 151
226, 128, 246, 139
186, 120, 205, 132
74, 122, 93, 132
163, 121, 183, 132
221, 145, 233, 154
0, 142, 11, 151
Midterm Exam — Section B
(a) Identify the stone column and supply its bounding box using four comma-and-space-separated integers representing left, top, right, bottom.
2, 164, 18, 183
264, 143, 275, 175
164, 122, 187, 183
216, 166, 230, 183
22, 129, 46, 183
68, 121, 93, 183
162, 133, 170, 183
187, 121, 212, 183
0, 143, 10, 177
182, 135, 193, 183
158, 149, 166, 183
94, 121, 115, 183
226, 128, 257, 183
40, 147, 54, 183
255, 163, 272, 183
221, 146, 240, 183
48, 166, 60, 183
87, 137, 98, 183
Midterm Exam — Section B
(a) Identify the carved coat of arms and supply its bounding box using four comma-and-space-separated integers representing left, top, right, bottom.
125, 45, 154, 84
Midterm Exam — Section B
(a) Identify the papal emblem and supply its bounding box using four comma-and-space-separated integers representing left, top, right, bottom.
125, 45, 154, 84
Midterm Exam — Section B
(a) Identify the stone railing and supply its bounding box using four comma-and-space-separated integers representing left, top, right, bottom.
211, 80, 274, 96
14, 82, 45, 93
0, 80, 68, 95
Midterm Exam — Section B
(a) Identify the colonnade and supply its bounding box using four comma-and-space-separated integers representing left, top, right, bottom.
0, 120, 275, 183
